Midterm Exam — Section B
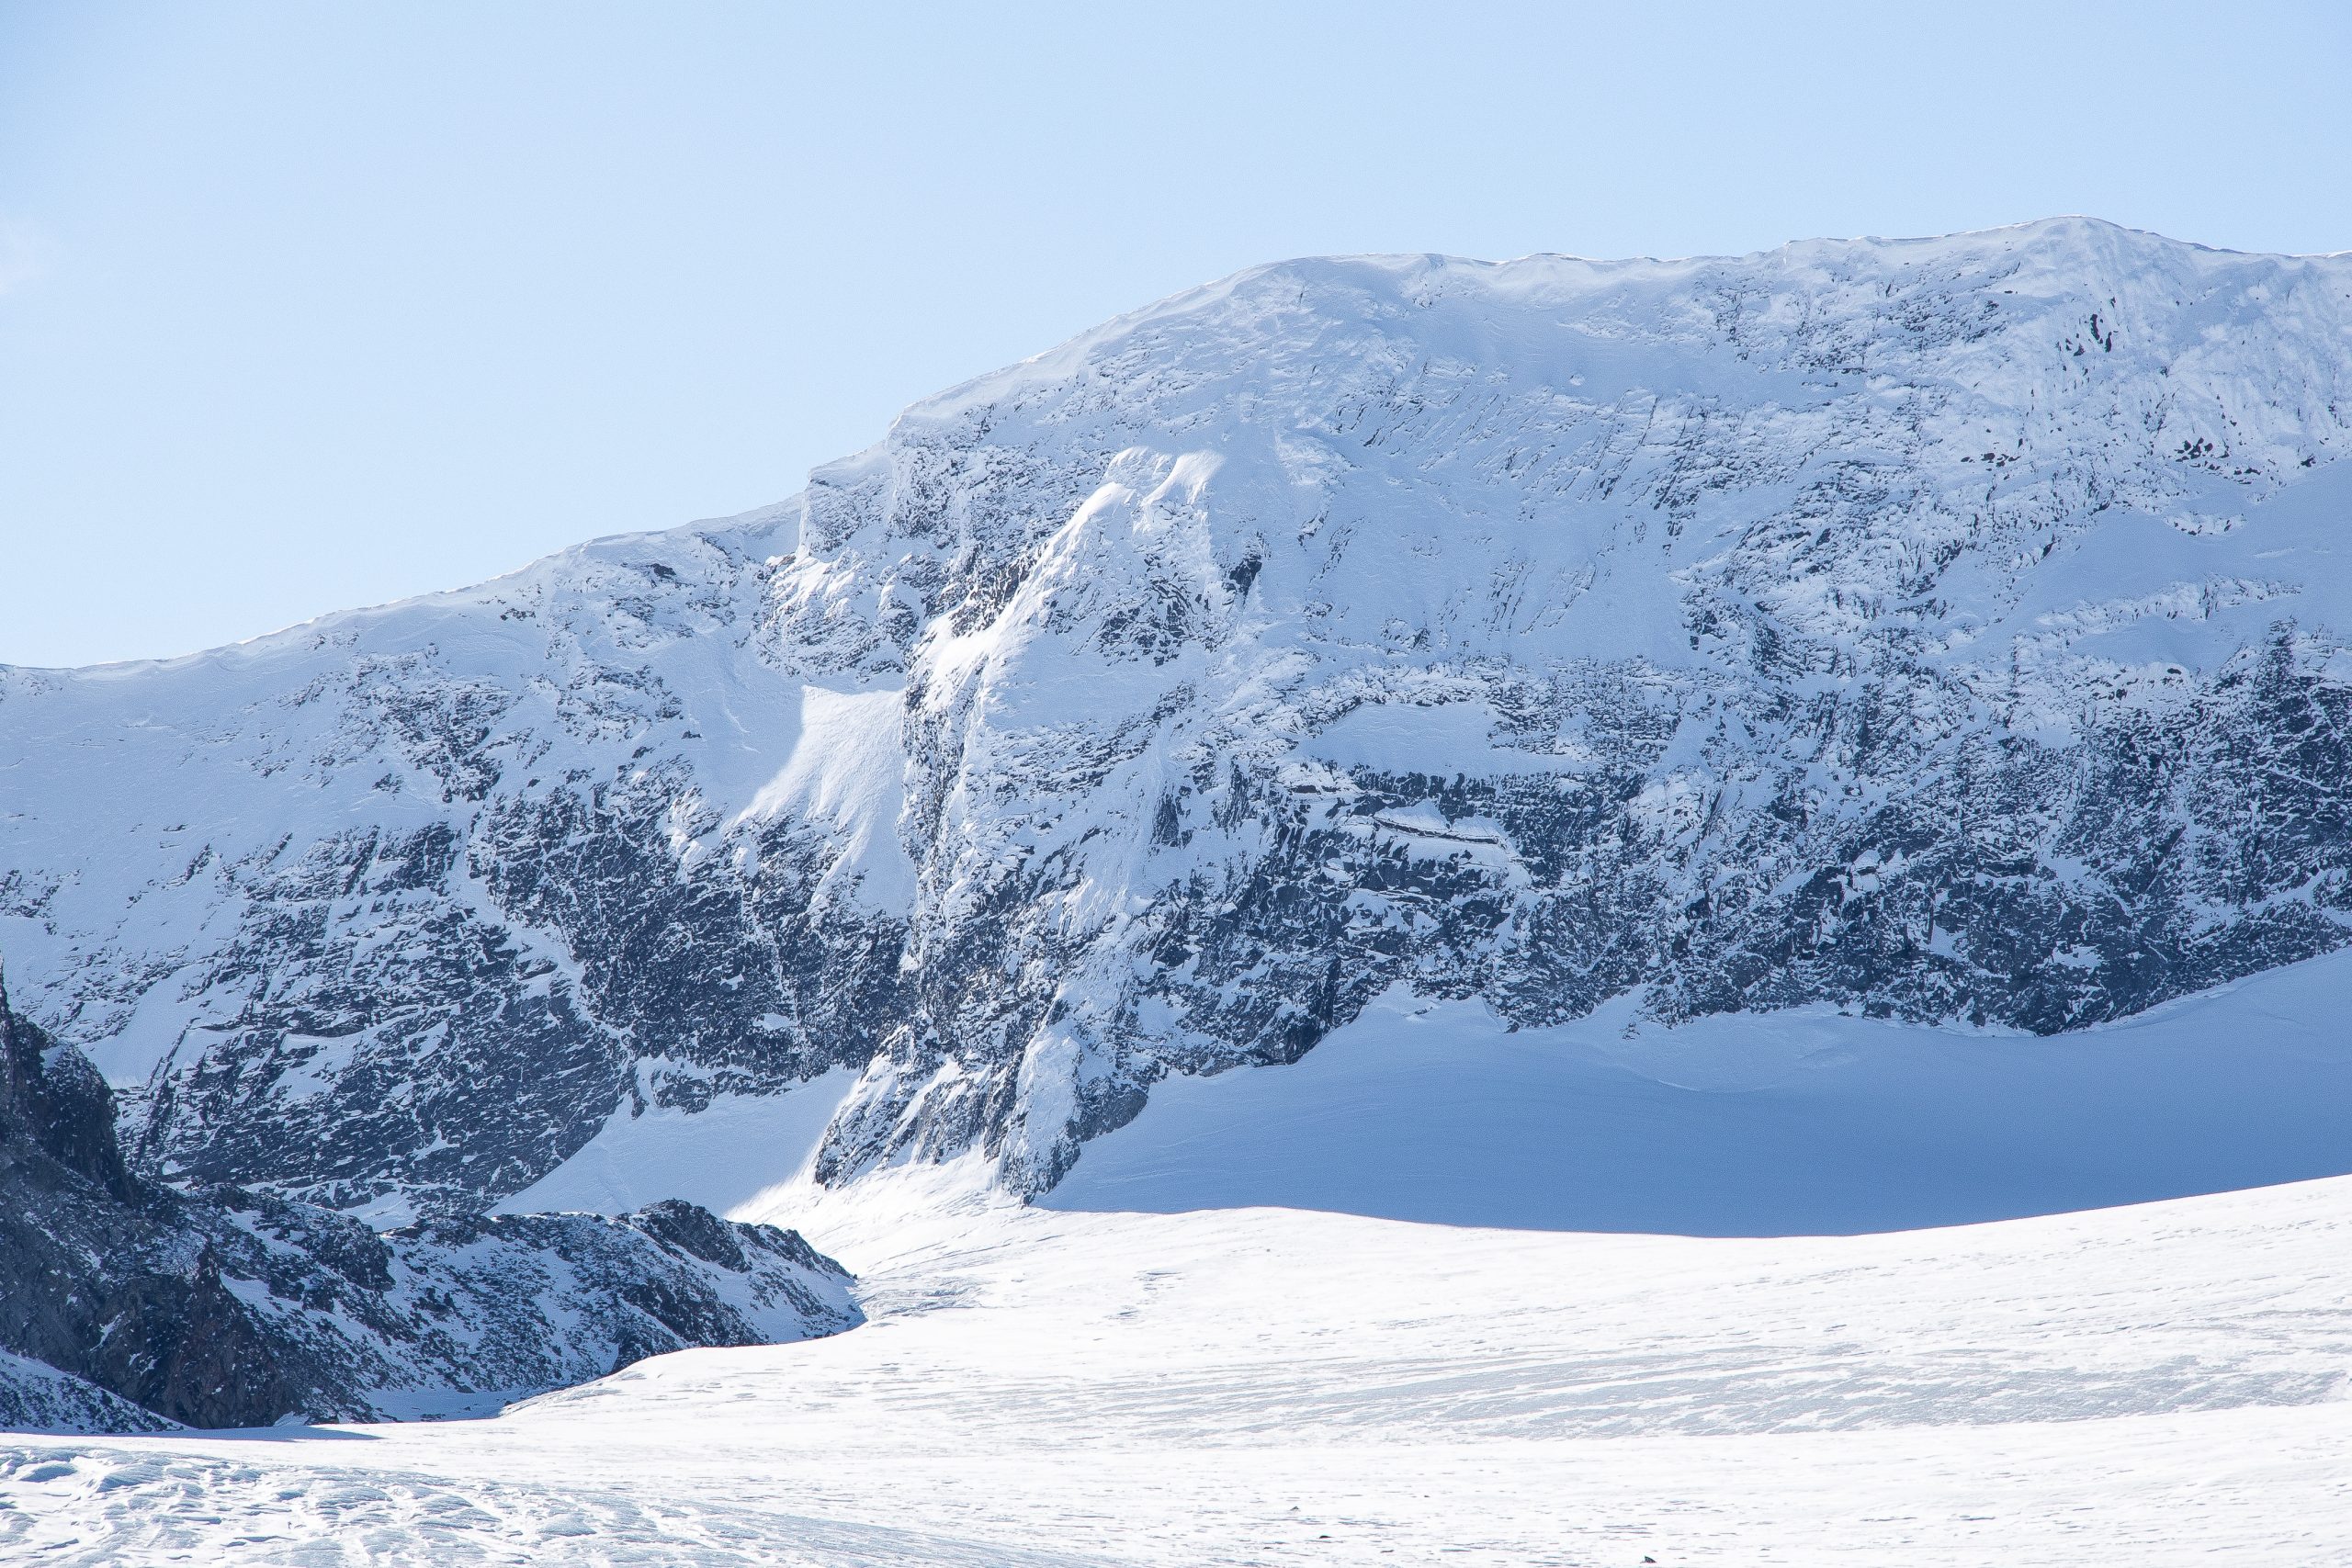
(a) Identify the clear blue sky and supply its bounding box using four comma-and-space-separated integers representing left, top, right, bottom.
4, 1, 2348, 667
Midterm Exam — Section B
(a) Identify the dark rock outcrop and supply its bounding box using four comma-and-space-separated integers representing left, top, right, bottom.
0, 966, 859, 1432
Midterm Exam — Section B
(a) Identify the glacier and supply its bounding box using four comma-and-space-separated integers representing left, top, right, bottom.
8, 1174, 2352, 1563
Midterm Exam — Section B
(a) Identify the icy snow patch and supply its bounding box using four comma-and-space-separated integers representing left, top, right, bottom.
1306, 697, 1583, 779
736, 686, 914, 910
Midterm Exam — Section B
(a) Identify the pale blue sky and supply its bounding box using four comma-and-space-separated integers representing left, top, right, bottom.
4, 1, 2347, 667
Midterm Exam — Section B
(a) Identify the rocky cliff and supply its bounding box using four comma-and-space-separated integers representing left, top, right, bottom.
0, 966, 857, 1430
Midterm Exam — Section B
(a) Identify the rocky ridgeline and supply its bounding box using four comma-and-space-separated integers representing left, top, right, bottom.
3, 218, 2350, 1215
0, 967, 858, 1432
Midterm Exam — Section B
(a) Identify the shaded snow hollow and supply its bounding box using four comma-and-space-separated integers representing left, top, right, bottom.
492, 943, 2352, 1237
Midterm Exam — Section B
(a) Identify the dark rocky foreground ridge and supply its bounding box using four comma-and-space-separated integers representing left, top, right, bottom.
4, 219, 2352, 1218
0, 965, 858, 1432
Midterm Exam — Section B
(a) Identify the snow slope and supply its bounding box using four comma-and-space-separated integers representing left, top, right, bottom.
1043, 945, 2352, 1234
15, 217, 2352, 1556
8, 1174, 2352, 1563
491, 1067, 856, 1218
489, 943, 2352, 1235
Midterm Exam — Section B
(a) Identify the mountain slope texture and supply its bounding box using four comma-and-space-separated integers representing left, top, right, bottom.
5, 218, 2351, 1219
0, 969, 859, 1430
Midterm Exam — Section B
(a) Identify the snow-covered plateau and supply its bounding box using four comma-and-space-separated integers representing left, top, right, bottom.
7, 216, 2352, 1555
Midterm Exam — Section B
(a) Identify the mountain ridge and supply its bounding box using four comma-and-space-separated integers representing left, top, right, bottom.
14, 217, 2312, 677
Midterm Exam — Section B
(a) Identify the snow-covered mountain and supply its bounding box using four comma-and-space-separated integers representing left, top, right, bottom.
6, 217, 2352, 1220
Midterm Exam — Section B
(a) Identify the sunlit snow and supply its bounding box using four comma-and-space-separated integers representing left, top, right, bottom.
492, 1067, 858, 1219
9, 1174, 2352, 1563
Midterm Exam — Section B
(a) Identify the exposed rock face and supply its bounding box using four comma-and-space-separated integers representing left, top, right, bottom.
0, 969, 858, 1431
0, 1350, 169, 1436
5, 218, 2352, 1213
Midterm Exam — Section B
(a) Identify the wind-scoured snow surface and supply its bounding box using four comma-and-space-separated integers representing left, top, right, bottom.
8, 1178, 2352, 1564
6, 218, 2352, 1218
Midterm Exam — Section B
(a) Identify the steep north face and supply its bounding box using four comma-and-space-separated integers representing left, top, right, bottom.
4, 217, 2351, 1214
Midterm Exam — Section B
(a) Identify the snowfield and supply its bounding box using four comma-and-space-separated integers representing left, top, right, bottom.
6, 1171, 2352, 1564
1042, 947, 2352, 1235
